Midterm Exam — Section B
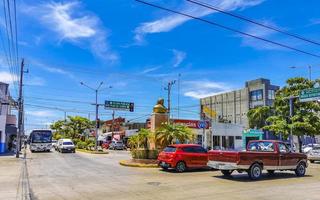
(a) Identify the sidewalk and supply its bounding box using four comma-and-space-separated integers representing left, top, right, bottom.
0, 153, 23, 200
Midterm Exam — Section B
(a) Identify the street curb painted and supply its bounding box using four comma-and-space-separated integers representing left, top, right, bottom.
76, 149, 109, 154
119, 160, 159, 168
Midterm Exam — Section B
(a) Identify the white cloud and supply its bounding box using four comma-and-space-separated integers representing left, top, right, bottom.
26, 110, 57, 117
0, 71, 18, 84
142, 66, 161, 74
134, 0, 265, 43
172, 49, 186, 67
25, 76, 46, 86
183, 80, 233, 99
240, 20, 285, 50
27, 1, 118, 62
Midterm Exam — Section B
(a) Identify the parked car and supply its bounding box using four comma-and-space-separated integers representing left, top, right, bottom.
308, 146, 320, 163
57, 139, 76, 153
157, 144, 209, 172
109, 141, 126, 150
208, 140, 308, 180
303, 144, 320, 154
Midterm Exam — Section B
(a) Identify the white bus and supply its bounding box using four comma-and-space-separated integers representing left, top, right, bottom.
29, 130, 53, 152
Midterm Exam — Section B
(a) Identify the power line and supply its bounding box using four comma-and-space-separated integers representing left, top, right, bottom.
135, 0, 320, 58
187, 0, 320, 47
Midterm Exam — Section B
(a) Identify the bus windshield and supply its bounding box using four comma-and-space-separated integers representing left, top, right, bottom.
31, 131, 52, 143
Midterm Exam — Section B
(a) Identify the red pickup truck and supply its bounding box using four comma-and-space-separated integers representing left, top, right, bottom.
207, 140, 308, 180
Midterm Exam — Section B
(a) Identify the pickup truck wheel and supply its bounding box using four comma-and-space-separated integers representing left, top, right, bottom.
221, 170, 233, 176
295, 162, 306, 177
175, 161, 186, 173
267, 170, 275, 175
248, 163, 262, 180
310, 160, 315, 163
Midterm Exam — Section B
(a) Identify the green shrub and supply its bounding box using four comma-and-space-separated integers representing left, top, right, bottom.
131, 149, 159, 159
76, 141, 87, 149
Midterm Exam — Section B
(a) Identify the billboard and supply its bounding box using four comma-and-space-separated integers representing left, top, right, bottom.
172, 119, 210, 129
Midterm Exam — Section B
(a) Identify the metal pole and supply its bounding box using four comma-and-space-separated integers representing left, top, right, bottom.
308, 65, 312, 81
112, 110, 115, 137
289, 97, 294, 151
95, 89, 99, 151
168, 82, 171, 122
16, 59, 24, 158
178, 74, 181, 119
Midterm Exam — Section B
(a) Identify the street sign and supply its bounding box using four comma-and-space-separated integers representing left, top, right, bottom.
299, 88, 320, 102
105, 101, 134, 112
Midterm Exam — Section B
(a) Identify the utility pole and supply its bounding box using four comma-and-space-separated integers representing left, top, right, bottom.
111, 110, 115, 137
80, 81, 104, 151
16, 59, 27, 158
177, 74, 181, 119
164, 80, 176, 122
289, 97, 294, 151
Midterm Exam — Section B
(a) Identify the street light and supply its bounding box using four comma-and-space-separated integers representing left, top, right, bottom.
290, 65, 312, 81
80, 81, 104, 151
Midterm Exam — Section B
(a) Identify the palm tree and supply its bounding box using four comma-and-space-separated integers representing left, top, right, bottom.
156, 123, 195, 149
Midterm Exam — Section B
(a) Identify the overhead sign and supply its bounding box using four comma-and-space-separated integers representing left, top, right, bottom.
172, 119, 210, 129
299, 88, 320, 102
105, 101, 134, 112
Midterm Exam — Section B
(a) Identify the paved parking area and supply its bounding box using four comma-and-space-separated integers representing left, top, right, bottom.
3, 150, 320, 200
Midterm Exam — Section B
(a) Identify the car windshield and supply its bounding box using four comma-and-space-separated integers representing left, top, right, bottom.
164, 146, 176, 153
63, 142, 73, 145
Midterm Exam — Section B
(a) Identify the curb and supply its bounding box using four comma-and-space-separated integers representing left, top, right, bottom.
119, 160, 159, 168
76, 149, 109, 154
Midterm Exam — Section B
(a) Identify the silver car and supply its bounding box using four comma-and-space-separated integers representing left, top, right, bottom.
308, 146, 320, 163
109, 141, 126, 150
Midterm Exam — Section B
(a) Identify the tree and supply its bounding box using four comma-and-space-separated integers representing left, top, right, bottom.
66, 116, 92, 139
156, 123, 195, 149
51, 116, 93, 140
247, 106, 273, 129
264, 77, 320, 152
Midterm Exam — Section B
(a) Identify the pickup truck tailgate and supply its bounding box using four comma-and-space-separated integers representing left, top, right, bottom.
208, 150, 239, 163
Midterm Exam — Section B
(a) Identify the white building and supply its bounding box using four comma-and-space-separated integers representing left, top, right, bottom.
0, 82, 17, 153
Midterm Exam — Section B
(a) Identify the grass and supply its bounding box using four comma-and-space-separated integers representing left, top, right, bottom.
76, 148, 109, 154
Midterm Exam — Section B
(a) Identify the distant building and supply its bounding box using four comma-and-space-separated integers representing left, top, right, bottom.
0, 82, 17, 153
200, 78, 279, 150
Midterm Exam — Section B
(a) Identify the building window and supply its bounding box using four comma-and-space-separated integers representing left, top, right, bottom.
250, 89, 263, 101
235, 136, 242, 140
228, 136, 235, 149
213, 136, 220, 149
268, 90, 275, 100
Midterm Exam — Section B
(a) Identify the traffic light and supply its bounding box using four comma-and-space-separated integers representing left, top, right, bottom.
129, 103, 134, 112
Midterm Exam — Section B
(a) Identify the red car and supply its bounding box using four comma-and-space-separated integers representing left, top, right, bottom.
208, 140, 308, 180
157, 144, 209, 172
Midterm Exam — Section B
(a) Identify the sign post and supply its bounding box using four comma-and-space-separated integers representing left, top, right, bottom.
299, 88, 320, 102
105, 101, 134, 112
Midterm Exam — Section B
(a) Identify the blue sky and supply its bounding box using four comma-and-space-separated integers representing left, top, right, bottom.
1, 0, 320, 132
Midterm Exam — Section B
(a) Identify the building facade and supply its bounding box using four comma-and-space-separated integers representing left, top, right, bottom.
0, 82, 17, 153
200, 78, 279, 150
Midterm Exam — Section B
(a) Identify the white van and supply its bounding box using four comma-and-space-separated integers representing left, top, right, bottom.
57, 139, 76, 153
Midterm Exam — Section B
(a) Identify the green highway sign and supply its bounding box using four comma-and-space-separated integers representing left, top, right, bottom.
299, 88, 320, 102
105, 100, 134, 112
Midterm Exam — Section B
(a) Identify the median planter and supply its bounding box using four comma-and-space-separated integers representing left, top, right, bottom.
130, 149, 159, 159
119, 159, 159, 168
76, 149, 109, 154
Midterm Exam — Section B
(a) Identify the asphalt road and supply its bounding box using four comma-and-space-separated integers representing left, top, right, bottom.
23, 150, 320, 200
